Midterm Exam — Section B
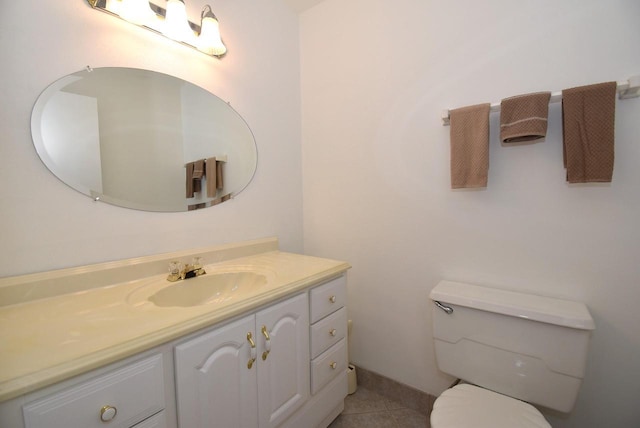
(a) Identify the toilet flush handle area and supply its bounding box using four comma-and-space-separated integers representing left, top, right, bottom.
434, 301, 454, 314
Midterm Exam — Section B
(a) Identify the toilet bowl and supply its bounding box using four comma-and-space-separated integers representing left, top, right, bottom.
431, 384, 549, 428
429, 280, 594, 428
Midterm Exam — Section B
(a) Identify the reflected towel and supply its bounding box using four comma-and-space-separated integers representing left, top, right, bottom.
185, 162, 195, 198
449, 103, 491, 189
192, 159, 204, 179
562, 82, 616, 183
206, 157, 217, 198
500, 92, 551, 143
192, 159, 204, 193
216, 160, 224, 190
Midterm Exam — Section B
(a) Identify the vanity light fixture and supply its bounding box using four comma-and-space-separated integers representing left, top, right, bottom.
116, 0, 156, 25
87, 0, 227, 58
163, 0, 195, 43
197, 5, 226, 56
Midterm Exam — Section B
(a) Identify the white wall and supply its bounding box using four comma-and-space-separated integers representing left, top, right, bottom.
41, 91, 103, 194
0, 0, 303, 276
300, 1, 640, 427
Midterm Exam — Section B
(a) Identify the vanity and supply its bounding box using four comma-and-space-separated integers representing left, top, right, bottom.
0, 238, 350, 428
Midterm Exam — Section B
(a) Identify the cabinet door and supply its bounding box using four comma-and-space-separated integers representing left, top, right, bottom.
255, 293, 310, 428
175, 315, 258, 428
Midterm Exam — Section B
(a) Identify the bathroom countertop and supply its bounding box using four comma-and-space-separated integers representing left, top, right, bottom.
0, 242, 350, 402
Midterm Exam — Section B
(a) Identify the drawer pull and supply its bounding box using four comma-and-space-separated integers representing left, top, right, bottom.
329, 328, 337, 337
329, 362, 337, 370
247, 332, 257, 369
329, 295, 337, 303
100, 405, 117, 422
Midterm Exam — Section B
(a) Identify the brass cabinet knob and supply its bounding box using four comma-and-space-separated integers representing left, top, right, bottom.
329, 295, 337, 303
329, 329, 337, 337
100, 405, 117, 422
247, 332, 257, 369
261, 326, 271, 360
329, 362, 337, 369
261, 325, 270, 341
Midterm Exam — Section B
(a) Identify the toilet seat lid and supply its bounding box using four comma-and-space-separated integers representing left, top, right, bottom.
431, 384, 551, 428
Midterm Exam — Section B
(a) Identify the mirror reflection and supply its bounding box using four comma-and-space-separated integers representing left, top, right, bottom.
31, 67, 257, 212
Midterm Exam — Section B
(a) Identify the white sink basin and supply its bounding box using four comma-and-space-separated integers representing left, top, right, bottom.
147, 271, 268, 308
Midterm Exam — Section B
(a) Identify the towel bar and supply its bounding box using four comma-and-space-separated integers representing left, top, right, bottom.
441, 75, 640, 126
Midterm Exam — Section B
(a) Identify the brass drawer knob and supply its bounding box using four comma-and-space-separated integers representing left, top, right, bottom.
100, 405, 117, 422
329, 328, 337, 337
329, 295, 337, 303
329, 362, 337, 370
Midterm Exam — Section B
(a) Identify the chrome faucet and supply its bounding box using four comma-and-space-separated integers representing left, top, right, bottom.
167, 257, 206, 282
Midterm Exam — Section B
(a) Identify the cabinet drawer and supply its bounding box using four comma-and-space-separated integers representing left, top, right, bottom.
311, 307, 347, 359
310, 275, 347, 323
311, 338, 347, 395
132, 411, 166, 428
23, 354, 165, 428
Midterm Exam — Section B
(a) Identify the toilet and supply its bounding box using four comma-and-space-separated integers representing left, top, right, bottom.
429, 280, 595, 428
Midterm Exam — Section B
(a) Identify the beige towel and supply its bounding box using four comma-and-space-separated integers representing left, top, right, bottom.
449, 103, 491, 188
193, 159, 204, 193
206, 157, 217, 198
500, 92, 551, 143
562, 82, 616, 183
185, 162, 195, 197
192, 159, 204, 178
216, 160, 224, 190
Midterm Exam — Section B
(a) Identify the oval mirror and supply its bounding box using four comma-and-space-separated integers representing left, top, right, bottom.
31, 67, 257, 212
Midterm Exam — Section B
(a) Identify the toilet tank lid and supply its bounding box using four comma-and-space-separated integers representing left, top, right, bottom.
430, 281, 595, 330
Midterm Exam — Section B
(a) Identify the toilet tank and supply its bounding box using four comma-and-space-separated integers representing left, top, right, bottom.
430, 280, 594, 413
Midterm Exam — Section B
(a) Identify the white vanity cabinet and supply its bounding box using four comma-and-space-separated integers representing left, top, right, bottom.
174, 292, 310, 428
22, 354, 166, 428
131, 412, 167, 428
281, 275, 349, 428
0, 260, 349, 428
309, 275, 348, 395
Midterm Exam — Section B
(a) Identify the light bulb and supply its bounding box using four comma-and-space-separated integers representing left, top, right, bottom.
118, 0, 156, 26
163, 0, 196, 43
104, 0, 122, 15
197, 6, 226, 56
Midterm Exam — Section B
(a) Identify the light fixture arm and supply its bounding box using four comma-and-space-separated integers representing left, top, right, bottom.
201, 4, 217, 21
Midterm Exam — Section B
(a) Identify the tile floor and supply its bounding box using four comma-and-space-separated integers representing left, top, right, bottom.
328, 386, 430, 428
